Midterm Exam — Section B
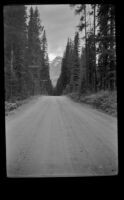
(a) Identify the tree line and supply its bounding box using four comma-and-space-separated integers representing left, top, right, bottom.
4, 5, 53, 101
54, 4, 116, 96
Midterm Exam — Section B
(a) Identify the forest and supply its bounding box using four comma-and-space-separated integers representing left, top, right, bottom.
4, 5, 53, 102
53, 4, 117, 116
55, 4, 116, 95
4, 5, 118, 178
4, 5, 116, 116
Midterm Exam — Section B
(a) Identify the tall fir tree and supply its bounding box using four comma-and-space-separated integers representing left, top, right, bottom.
71, 32, 80, 92
56, 38, 73, 95
40, 30, 51, 94
4, 5, 28, 100
80, 47, 87, 93
71, 4, 88, 89
27, 6, 44, 95
97, 4, 116, 91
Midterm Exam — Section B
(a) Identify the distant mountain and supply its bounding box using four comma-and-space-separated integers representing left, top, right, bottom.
50, 56, 62, 87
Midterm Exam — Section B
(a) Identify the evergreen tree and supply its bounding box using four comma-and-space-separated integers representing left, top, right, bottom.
71, 32, 80, 92
56, 33, 80, 95
4, 5, 52, 99
80, 47, 87, 93
108, 4, 116, 90
70, 4, 116, 94
40, 30, 51, 95
86, 31, 96, 91
56, 38, 73, 95
97, 4, 116, 91
89, 4, 97, 92
27, 6, 44, 95
27, 6, 43, 65
27, 7, 52, 96
71, 4, 88, 90
4, 5, 28, 100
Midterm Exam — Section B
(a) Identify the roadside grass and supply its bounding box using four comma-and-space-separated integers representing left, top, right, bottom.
5, 95, 40, 116
68, 90, 117, 117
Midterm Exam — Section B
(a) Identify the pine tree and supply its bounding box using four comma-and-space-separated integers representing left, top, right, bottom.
87, 31, 96, 91
27, 6, 44, 95
80, 46, 87, 93
71, 4, 88, 90
97, 4, 116, 91
56, 33, 80, 95
70, 4, 116, 94
4, 5, 28, 100
89, 4, 97, 92
71, 32, 80, 92
108, 4, 116, 90
40, 30, 51, 95
55, 38, 73, 95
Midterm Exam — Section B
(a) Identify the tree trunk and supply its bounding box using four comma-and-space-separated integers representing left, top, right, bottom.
84, 5, 88, 91
93, 5, 97, 92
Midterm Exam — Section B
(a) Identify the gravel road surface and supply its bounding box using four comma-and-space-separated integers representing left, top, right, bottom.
6, 96, 118, 177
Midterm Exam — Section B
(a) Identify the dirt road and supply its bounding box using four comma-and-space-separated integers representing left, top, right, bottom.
5, 96, 118, 177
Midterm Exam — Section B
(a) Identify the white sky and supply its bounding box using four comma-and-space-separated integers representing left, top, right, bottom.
26, 5, 82, 62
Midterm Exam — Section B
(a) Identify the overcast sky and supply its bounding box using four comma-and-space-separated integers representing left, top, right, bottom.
27, 5, 81, 62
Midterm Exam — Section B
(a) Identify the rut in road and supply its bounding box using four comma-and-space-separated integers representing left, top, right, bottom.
5, 96, 118, 177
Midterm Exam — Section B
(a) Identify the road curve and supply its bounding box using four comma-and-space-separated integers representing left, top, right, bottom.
5, 96, 118, 177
